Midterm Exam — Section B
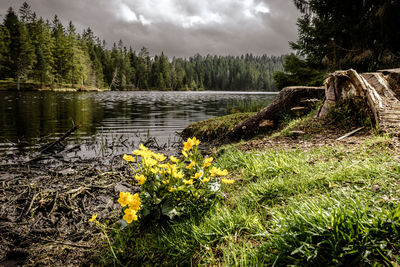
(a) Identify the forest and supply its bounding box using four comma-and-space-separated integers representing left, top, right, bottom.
0, 3, 284, 91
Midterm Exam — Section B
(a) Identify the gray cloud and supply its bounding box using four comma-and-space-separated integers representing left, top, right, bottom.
0, 0, 300, 57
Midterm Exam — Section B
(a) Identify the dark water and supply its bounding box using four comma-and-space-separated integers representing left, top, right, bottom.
0, 91, 276, 158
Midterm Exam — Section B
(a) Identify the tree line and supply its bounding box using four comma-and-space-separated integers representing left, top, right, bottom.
0, 3, 284, 91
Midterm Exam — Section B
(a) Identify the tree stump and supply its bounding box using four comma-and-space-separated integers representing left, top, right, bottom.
316, 69, 400, 133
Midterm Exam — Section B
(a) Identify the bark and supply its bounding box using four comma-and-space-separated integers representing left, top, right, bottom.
317, 69, 400, 133
222, 86, 325, 143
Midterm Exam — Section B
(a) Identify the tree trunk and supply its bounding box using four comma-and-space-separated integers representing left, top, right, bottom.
222, 86, 325, 143
17, 74, 20, 91
317, 69, 400, 133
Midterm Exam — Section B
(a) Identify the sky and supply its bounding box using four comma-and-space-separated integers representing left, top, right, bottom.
0, 0, 300, 57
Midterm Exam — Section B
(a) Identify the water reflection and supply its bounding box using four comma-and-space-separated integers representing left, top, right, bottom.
0, 91, 276, 157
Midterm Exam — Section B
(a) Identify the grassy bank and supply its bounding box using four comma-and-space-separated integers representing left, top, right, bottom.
98, 118, 400, 265
181, 112, 256, 141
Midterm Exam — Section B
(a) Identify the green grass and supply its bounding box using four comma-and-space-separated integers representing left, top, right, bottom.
181, 112, 255, 141
100, 134, 400, 266
226, 98, 271, 114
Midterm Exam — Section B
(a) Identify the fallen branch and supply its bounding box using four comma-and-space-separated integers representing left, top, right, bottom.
40, 124, 81, 154
336, 127, 365, 141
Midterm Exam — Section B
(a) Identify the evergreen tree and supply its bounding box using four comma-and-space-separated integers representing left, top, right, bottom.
291, 0, 400, 71
19, 2, 33, 23
0, 25, 10, 78
51, 15, 69, 85
3, 7, 35, 90
30, 17, 54, 85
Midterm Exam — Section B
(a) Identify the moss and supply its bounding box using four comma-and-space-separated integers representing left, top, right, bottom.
327, 97, 375, 130
181, 112, 256, 141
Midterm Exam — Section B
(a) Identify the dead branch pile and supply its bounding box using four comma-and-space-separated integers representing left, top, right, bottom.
0, 157, 138, 266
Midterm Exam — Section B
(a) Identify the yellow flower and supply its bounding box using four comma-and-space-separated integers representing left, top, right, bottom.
202, 177, 210, 183
209, 166, 228, 176
133, 149, 141, 156
170, 156, 179, 163
162, 179, 170, 184
183, 138, 194, 151
139, 144, 148, 151
135, 174, 147, 185
183, 179, 194, 185
123, 154, 135, 162
118, 192, 131, 207
123, 208, 138, 223
173, 171, 184, 179
150, 167, 159, 174
221, 178, 235, 184
182, 150, 188, 158
143, 157, 157, 167
169, 187, 176, 192
209, 167, 219, 177
192, 137, 200, 146
158, 163, 168, 169
154, 153, 166, 162
219, 169, 228, 176
166, 163, 178, 175
203, 157, 213, 167
186, 161, 196, 169
89, 214, 97, 222
127, 193, 141, 211
192, 171, 203, 179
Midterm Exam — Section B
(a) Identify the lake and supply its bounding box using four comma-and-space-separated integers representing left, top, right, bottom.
0, 91, 277, 158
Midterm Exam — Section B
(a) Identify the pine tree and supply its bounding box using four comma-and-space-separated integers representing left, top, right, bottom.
0, 25, 10, 78
51, 15, 69, 85
30, 17, 54, 85
291, 0, 400, 71
3, 7, 35, 90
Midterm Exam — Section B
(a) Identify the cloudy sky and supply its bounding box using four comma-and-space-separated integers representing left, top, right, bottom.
0, 0, 300, 57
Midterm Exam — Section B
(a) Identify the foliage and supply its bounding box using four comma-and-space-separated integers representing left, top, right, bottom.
121, 138, 233, 222
291, 0, 400, 71
97, 133, 400, 265
273, 53, 325, 90
0, 3, 284, 91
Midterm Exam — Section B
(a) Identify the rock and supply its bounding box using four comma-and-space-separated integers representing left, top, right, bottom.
114, 182, 133, 193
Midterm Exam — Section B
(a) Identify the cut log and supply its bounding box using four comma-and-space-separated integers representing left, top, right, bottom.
222, 86, 325, 142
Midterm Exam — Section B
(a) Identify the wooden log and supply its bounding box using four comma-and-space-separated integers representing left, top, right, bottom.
222, 86, 325, 142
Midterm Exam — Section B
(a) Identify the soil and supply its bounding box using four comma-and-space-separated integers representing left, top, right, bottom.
0, 152, 140, 266
238, 118, 400, 155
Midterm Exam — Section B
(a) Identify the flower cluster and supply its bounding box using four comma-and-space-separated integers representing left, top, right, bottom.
117, 192, 141, 223
121, 137, 234, 222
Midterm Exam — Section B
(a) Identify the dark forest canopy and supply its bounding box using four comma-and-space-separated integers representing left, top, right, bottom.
291, 0, 400, 71
0, 3, 284, 91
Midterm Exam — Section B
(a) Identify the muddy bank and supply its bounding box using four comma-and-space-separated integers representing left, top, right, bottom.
0, 153, 139, 266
